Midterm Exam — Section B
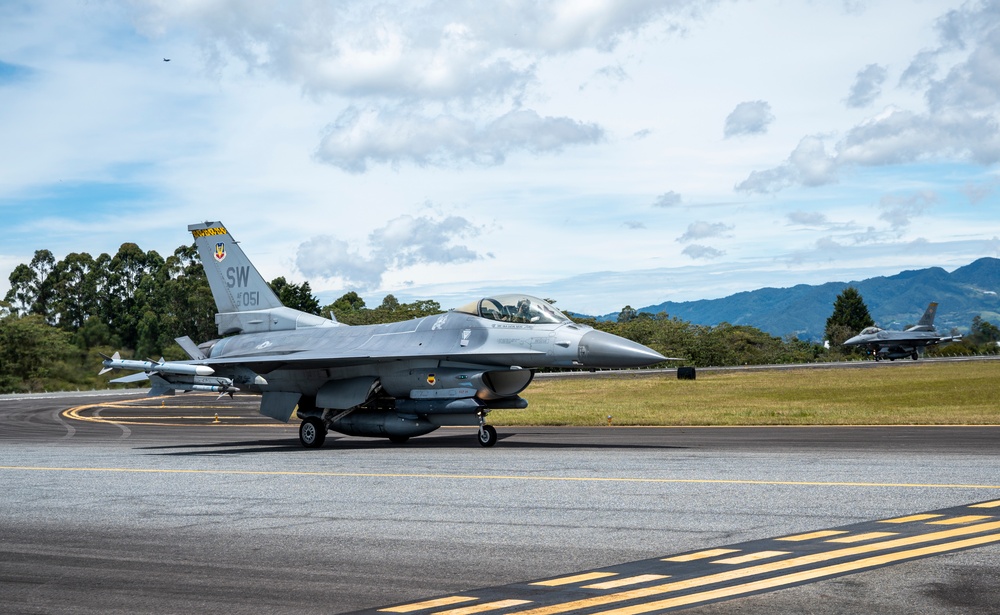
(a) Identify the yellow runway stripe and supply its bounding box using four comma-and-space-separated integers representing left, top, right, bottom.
928, 515, 993, 525
971, 500, 1000, 508
505, 521, 1000, 615
532, 573, 617, 587
777, 530, 848, 542
711, 551, 789, 565
879, 513, 944, 523
662, 549, 738, 562
381, 596, 478, 613
434, 600, 532, 615
584, 576, 670, 590
825, 532, 897, 543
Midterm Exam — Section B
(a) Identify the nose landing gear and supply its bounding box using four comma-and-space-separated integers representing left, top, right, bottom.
477, 411, 497, 447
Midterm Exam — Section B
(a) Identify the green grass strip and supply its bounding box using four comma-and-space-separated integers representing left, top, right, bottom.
491, 362, 1000, 426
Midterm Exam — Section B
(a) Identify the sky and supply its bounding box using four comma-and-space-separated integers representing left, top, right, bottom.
2, 0, 999, 316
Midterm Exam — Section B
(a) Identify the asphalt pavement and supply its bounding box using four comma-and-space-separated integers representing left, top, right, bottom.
1, 391, 998, 614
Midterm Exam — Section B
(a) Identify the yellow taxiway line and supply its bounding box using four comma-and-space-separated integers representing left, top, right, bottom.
62, 399, 284, 427
0, 465, 998, 490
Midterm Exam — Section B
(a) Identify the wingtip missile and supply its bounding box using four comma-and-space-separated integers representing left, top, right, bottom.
99, 354, 215, 377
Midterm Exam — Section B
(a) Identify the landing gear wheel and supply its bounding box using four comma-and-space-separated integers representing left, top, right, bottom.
478, 424, 497, 447
911, 352, 919, 360
299, 417, 327, 448
389, 435, 409, 445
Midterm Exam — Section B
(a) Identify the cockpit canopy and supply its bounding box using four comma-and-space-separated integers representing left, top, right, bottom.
859, 326, 883, 335
454, 294, 571, 325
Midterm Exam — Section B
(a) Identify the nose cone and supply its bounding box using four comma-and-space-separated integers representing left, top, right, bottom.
578, 330, 666, 368
843, 334, 864, 346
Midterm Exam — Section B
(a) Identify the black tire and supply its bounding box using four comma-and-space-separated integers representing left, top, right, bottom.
389, 435, 409, 444
478, 425, 497, 447
677, 366, 696, 380
299, 417, 327, 448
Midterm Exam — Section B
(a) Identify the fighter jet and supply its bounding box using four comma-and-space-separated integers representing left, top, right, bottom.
101, 221, 668, 448
842, 302, 961, 361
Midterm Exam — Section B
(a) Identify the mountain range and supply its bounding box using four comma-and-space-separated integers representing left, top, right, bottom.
599, 257, 1000, 341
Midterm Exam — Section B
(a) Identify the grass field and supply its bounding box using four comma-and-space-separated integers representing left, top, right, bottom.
489, 361, 1000, 426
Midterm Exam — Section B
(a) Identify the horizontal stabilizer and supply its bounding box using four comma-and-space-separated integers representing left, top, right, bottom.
175, 336, 208, 360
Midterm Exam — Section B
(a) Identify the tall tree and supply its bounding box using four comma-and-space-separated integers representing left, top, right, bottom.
825, 287, 875, 345
331, 291, 366, 312
4, 249, 56, 319
48, 252, 98, 330
617, 305, 638, 323
100, 243, 165, 351
4, 263, 37, 316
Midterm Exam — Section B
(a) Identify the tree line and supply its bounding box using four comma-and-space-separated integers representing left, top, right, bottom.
1, 243, 996, 393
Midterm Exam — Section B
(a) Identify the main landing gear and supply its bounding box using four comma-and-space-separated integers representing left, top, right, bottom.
299, 416, 327, 448
297, 413, 498, 448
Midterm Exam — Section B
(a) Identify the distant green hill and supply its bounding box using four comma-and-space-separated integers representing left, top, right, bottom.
601, 257, 1000, 341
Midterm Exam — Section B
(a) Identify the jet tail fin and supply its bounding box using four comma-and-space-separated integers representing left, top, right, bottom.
189, 221, 335, 336
188, 221, 284, 314
908, 302, 938, 331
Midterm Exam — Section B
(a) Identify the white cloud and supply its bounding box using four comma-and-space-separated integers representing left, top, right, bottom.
652, 191, 682, 207
315, 107, 604, 172
846, 63, 887, 108
295, 213, 484, 290
677, 221, 733, 243
681, 244, 724, 260
878, 190, 938, 231
295, 235, 385, 289
787, 211, 829, 226
738, 108, 1000, 194
723, 100, 774, 138
735, 135, 838, 193
961, 179, 998, 204
839, 108, 1000, 166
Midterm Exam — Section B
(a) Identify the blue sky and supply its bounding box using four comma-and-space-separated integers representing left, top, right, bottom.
2, 1, 999, 316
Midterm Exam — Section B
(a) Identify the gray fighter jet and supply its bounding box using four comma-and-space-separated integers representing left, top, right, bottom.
842, 302, 960, 361
102, 221, 667, 448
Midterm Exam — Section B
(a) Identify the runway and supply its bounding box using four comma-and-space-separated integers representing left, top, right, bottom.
1, 392, 999, 614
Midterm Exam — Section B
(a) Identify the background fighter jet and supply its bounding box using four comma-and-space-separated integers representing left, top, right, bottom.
842, 302, 961, 361
102, 221, 667, 448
